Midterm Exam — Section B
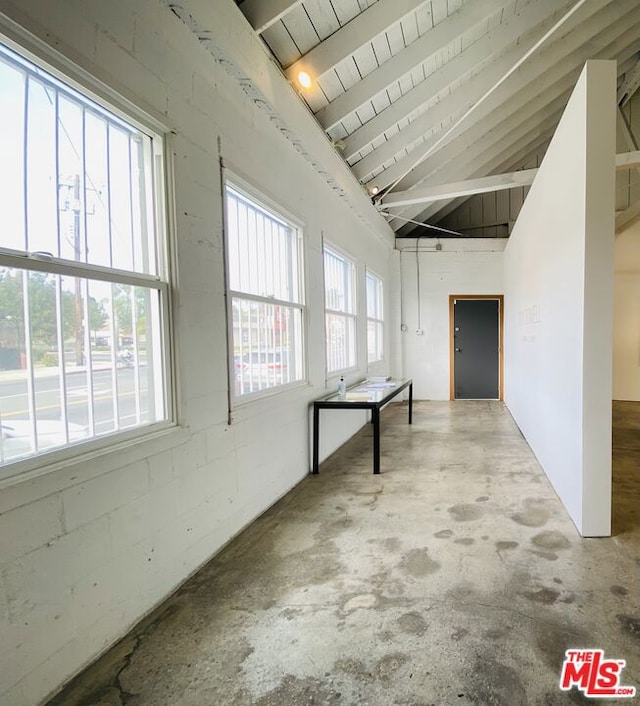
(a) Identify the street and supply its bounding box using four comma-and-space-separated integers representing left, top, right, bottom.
0, 365, 154, 443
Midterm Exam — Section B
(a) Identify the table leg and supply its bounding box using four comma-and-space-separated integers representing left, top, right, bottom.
408, 382, 413, 424
372, 406, 380, 474
312, 405, 320, 474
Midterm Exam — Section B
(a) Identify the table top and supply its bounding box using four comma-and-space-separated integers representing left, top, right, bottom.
314, 378, 412, 408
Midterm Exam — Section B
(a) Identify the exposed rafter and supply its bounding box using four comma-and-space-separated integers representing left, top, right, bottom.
379, 170, 539, 208
239, 0, 304, 34
315, 0, 505, 131
234, 0, 640, 236
284, 0, 427, 79
357, 0, 638, 183
379, 150, 640, 212
617, 58, 640, 107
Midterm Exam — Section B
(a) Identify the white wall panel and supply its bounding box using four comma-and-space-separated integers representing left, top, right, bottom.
504, 60, 616, 538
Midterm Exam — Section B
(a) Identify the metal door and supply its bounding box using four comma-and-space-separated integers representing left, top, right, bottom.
453, 298, 500, 399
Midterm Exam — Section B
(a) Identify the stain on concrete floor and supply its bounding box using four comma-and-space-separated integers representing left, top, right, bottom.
47, 401, 640, 706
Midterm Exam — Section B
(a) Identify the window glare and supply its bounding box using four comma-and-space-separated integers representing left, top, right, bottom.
0, 46, 156, 275
366, 271, 384, 363
0, 40, 170, 473
324, 246, 356, 373
225, 182, 305, 398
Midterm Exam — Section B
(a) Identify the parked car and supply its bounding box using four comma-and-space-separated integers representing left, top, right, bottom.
0, 419, 88, 463
236, 350, 290, 389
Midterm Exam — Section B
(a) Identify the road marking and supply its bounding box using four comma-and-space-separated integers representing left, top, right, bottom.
0, 389, 145, 419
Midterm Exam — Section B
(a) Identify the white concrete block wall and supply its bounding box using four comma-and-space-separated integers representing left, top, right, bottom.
0, 1, 395, 703
397, 239, 505, 400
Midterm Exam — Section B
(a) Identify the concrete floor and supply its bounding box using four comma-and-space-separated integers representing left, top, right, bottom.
49, 401, 639, 706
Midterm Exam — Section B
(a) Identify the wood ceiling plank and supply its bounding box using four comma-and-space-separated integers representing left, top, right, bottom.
355, 0, 639, 182
261, 21, 303, 66
387, 19, 640, 197
239, 0, 305, 33
303, 0, 341, 41
315, 0, 503, 130
343, 0, 577, 159
329, 0, 363, 26
318, 69, 346, 103
370, 33, 392, 65
352, 43, 379, 79
281, 4, 321, 57
285, 0, 428, 79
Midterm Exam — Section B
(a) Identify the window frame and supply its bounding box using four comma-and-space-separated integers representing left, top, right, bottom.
365, 268, 384, 365
0, 29, 176, 481
323, 242, 358, 376
223, 173, 307, 405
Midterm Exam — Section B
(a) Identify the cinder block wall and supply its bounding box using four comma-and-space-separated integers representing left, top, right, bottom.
397, 240, 505, 401
0, 1, 395, 703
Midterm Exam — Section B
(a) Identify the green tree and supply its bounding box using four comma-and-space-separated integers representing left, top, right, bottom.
0, 268, 109, 351
112, 284, 147, 342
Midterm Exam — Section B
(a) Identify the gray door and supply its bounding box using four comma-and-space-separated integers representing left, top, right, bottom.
453, 299, 499, 399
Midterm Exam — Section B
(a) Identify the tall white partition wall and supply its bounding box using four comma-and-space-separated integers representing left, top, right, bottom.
504, 61, 616, 537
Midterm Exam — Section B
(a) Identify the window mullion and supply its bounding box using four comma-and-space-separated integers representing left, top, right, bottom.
22, 273, 37, 453
55, 274, 70, 444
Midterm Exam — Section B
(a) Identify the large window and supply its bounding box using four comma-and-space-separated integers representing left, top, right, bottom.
0, 40, 170, 473
225, 181, 305, 398
324, 245, 356, 373
366, 270, 384, 363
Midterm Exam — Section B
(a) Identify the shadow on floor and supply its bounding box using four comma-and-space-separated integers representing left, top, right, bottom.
611, 400, 640, 536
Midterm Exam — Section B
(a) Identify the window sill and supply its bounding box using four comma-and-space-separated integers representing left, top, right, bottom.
0, 421, 186, 500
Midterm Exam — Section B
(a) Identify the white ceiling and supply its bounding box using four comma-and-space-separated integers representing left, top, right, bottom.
236, 0, 640, 237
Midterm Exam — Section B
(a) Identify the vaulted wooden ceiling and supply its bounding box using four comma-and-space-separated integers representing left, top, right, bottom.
236, 0, 640, 237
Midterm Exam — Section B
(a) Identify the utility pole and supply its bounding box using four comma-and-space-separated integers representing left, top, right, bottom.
73, 174, 84, 366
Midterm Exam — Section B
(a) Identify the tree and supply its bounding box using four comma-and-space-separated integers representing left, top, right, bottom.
0, 268, 109, 352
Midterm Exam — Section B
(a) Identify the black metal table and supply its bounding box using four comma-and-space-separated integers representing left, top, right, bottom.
312, 378, 413, 475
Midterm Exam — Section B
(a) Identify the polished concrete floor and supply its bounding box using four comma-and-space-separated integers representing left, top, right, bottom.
49, 401, 639, 706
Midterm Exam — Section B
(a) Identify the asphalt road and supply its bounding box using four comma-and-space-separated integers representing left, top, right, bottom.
0, 366, 152, 433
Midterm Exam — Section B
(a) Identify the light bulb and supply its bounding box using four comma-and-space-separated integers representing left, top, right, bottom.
297, 70, 312, 89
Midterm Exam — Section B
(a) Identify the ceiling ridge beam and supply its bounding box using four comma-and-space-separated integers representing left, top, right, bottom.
315, 0, 505, 131
357, 4, 639, 186
284, 0, 427, 78
342, 0, 577, 161
239, 0, 304, 34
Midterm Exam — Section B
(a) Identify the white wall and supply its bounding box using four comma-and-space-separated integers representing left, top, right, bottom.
504, 61, 616, 537
397, 239, 504, 400
0, 2, 395, 704
613, 222, 640, 400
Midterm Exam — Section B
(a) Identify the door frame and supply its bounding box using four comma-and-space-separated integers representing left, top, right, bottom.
449, 294, 504, 401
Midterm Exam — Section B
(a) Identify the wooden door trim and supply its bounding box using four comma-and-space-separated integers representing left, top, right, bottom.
449, 295, 504, 401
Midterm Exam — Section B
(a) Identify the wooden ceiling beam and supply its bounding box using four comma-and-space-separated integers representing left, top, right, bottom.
239, 0, 304, 34
315, 0, 504, 131
379, 170, 539, 208
284, 0, 426, 80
